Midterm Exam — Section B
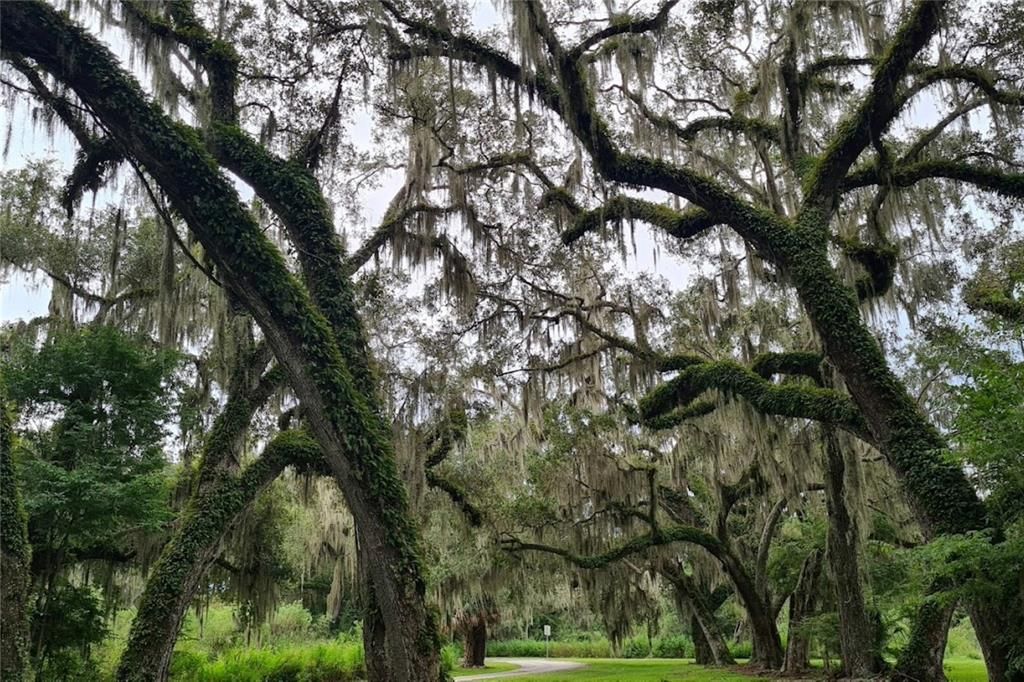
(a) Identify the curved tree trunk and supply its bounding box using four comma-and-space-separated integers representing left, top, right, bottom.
782, 549, 822, 674
664, 566, 735, 666
968, 602, 1024, 682
784, 229, 1012, 677
895, 598, 956, 682
692, 615, 713, 665
1, 398, 32, 682
1, 7, 442, 681
822, 428, 886, 677
719, 553, 783, 670
116, 432, 319, 681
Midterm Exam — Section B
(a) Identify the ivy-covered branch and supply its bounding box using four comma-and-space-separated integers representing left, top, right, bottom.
842, 159, 1024, 199
2, 0, 432, 627
801, 0, 944, 209
833, 237, 898, 301
118, 429, 321, 681
2, 53, 124, 215
560, 194, 718, 245
750, 351, 824, 382
638, 358, 872, 445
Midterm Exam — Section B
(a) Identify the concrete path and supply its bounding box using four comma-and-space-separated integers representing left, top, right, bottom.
457, 657, 585, 680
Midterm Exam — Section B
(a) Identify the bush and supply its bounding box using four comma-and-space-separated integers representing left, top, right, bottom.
652, 635, 694, 658
621, 637, 650, 658
487, 639, 547, 657
486, 638, 615, 658
267, 601, 314, 641
729, 641, 753, 658
171, 641, 365, 681
440, 643, 460, 672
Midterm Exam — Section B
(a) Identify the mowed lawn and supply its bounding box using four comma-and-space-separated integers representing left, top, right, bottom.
499, 657, 989, 681
452, 661, 520, 677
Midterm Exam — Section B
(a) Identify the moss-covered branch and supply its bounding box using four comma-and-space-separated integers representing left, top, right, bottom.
910, 64, 1024, 107
639, 359, 872, 443
621, 88, 780, 147
561, 194, 718, 245
385, 0, 788, 255
842, 159, 1024, 199
802, 0, 944, 208
425, 470, 483, 527
503, 524, 726, 569
568, 0, 678, 58
3, 53, 124, 215
117, 430, 321, 681
750, 351, 824, 382
834, 237, 898, 301
964, 280, 1024, 323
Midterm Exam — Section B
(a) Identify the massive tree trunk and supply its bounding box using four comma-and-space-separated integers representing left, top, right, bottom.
1, 397, 32, 682
968, 602, 1024, 682
663, 566, 735, 666
463, 620, 488, 668
895, 598, 956, 682
783, 229, 1016, 679
822, 428, 885, 677
0, 5, 442, 680
719, 553, 783, 670
782, 549, 822, 675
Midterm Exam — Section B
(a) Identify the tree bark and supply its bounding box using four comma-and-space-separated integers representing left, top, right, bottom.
719, 553, 783, 670
968, 602, 1024, 682
782, 549, 822, 674
116, 431, 319, 681
1, 398, 32, 682
895, 598, 956, 682
822, 428, 886, 677
693, 614, 713, 665
463, 621, 487, 668
664, 566, 735, 666
361, 566, 392, 682
0, 6, 442, 681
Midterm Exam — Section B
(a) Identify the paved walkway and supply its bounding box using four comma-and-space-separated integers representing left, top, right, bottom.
458, 657, 585, 680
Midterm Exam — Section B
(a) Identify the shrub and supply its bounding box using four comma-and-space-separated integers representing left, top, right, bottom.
440, 643, 460, 672
652, 635, 694, 658
729, 641, 753, 658
487, 639, 615, 658
267, 602, 314, 641
621, 637, 650, 658
171, 641, 366, 681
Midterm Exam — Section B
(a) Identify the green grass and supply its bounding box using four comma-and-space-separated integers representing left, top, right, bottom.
496, 657, 990, 681
499, 659, 754, 681
452, 661, 520, 676
944, 657, 990, 682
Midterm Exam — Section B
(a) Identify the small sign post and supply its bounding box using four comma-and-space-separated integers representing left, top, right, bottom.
543, 624, 551, 657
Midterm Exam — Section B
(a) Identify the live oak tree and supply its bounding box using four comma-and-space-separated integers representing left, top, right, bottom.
1, 2, 451, 680
4, 1, 1024, 680
372, 0, 1024, 679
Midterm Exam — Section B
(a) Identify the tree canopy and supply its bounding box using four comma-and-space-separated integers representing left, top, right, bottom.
1, 1, 1023, 681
